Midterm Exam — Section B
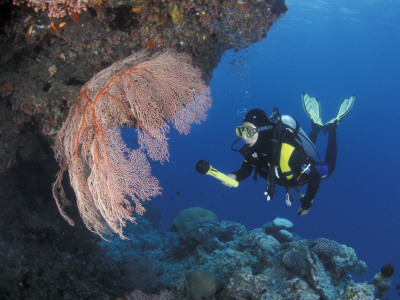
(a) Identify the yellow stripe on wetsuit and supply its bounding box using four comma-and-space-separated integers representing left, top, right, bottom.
280, 143, 295, 180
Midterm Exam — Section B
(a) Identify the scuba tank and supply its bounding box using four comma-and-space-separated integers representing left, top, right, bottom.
280, 115, 318, 160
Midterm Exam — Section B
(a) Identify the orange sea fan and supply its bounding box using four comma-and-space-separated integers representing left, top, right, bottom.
52, 50, 212, 239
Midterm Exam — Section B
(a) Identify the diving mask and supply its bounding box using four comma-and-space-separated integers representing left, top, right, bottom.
235, 124, 272, 138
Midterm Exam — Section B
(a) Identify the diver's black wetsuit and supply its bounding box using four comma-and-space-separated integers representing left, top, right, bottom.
310, 123, 337, 177
232, 123, 337, 210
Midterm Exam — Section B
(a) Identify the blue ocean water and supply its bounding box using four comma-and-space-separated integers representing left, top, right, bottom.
151, 0, 400, 297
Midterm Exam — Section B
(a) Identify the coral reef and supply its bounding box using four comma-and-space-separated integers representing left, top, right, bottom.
0, 185, 389, 299
96, 208, 381, 299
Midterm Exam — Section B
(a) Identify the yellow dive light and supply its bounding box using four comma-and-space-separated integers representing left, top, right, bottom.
195, 160, 239, 187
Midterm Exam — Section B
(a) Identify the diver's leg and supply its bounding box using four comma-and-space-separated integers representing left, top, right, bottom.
324, 124, 337, 176
309, 121, 323, 145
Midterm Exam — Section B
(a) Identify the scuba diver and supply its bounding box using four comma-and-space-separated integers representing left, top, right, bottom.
224, 94, 355, 216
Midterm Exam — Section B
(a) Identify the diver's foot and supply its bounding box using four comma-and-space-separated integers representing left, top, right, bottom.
311, 121, 324, 134
324, 121, 338, 134
302, 93, 323, 127
324, 95, 355, 127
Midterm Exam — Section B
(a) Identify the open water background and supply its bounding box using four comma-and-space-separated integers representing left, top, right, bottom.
149, 0, 400, 297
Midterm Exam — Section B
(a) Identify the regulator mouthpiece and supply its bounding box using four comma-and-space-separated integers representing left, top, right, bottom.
195, 160, 239, 188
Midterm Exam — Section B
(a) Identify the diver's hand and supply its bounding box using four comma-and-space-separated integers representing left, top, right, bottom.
297, 206, 310, 216
298, 197, 312, 216
222, 173, 237, 187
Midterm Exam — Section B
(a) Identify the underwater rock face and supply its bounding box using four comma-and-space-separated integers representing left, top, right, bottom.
0, 0, 287, 173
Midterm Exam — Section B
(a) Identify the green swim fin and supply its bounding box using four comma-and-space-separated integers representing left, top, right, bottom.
302, 93, 323, 126
325, 95, 355, 126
